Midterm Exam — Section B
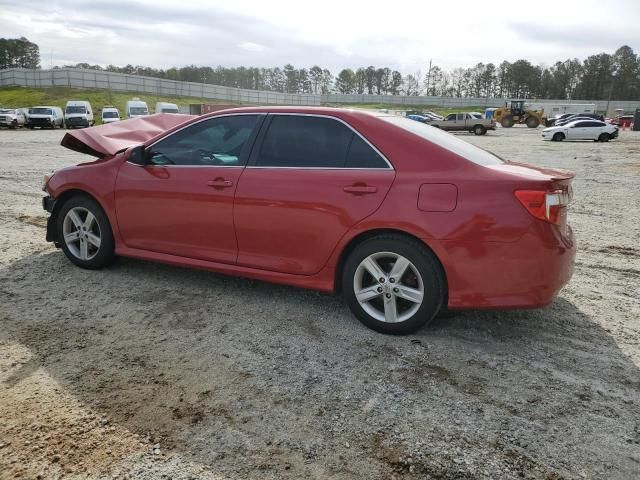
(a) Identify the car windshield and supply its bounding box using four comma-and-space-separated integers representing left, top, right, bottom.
130, 107, 148, 115
380, 115, 504, 166
29, 108, 52, 115
103, 111, 119, 118
66, 106, 87, 114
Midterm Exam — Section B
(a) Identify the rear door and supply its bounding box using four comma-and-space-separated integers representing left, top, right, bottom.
233, 114, 395, 275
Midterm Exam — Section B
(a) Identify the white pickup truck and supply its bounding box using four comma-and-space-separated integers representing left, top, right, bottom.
427, 112, 496, 135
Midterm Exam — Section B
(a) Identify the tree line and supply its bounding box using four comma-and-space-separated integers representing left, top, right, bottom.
0, 37, 40, 69
2, 37, 639, 100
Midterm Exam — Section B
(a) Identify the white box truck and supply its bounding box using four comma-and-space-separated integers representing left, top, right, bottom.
65, 100, 94, 128
126, 98, 149, 119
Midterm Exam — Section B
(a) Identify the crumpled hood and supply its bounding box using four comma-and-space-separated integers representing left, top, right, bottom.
61, 113, 196, 158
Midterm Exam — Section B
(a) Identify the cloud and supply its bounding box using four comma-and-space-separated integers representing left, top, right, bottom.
0, 0, 638, 73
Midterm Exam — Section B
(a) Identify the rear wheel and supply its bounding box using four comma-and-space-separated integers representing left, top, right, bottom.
473, 124, 486, 135
342, 235, 444, 334
526, 116, 540, 128
501, 115, 514, 128
598, 133, 610, 142
552, 132, 565, 142
57, 195, 115, 269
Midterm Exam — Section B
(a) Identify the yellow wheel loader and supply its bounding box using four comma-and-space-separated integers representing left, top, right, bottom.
493, 100, 544, 128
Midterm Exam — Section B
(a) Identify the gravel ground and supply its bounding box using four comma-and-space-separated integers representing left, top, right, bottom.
1, 126, 639, 480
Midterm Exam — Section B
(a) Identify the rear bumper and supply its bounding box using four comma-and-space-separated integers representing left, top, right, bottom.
440, 224, 576, 309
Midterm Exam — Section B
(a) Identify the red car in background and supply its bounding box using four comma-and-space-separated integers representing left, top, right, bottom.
43, 107, 576, 334
611, 115, 634, 128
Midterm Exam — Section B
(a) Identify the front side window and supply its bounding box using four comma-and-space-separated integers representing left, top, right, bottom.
147, 115, 260, 166
256, 115, 388, 169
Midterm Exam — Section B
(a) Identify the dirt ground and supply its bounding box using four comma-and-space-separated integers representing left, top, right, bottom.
1, 125, 639, 480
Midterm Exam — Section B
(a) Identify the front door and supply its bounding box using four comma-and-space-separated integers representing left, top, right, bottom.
115, 114, 262, 264
234, 114, 395, 275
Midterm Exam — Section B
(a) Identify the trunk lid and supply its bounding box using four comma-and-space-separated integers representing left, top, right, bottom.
60, 113, 195, 158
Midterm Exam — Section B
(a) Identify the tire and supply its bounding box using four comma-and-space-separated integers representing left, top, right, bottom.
473, 124, 486, 135
56, 195, 115, 269
342, 234, 445, 334
526, 116, 540, 128
501, 116, 514, 128
552, 132, 565, 142
598, 133, 610, 142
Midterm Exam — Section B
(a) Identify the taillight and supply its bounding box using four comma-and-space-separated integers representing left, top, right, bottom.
515, 190, 569, 225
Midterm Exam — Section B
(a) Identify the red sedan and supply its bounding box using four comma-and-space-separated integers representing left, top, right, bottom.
43, 107, 576, 334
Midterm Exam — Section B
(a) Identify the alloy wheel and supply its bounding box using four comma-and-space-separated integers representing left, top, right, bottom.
62, 207, 102, 261
353, 252, 424, 323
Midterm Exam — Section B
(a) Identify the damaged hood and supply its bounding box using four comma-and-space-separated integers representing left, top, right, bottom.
61, 113, 196, 158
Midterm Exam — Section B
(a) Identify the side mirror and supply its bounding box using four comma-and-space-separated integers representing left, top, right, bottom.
128, 145, 147, 165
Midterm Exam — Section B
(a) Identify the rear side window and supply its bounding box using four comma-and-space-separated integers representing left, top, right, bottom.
345, 135, 388, 168
256, 115, 389, 169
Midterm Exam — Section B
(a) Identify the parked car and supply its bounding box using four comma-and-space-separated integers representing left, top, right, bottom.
555, 113, 604, 127
0, 108, 27, 128
27, 106, 64, 129
101, 106, 121, 124
155, 102, 180, 114
427, 112, 496, 135
65, 100, 94, 128
407, 114, 431, 123
611, 115, 634, 128
542, 120, 618, 142
126, 98, 149, 118
43, 108, 575, 334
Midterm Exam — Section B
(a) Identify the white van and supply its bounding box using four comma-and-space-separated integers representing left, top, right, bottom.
126, 98, 149, 119
101, 106, 121, 124
65, 100, 94, 128
155, 102, 180, 114
27, 106, 64, 129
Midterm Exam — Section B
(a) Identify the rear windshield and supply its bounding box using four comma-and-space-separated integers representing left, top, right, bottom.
29, 108, 52, 115
102, 111, 119, 118
66, 106, 87, 114
379, 115, 504, 166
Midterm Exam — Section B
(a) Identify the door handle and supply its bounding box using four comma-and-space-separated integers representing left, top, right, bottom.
207, 178, 234, 188
343, 185, 378, 194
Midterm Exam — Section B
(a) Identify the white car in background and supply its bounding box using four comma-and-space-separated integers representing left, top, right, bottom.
101, 106, 121, 124
542, 120, 619, 142
0, 108, 26, 128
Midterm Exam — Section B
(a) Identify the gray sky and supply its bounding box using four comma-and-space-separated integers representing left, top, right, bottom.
1, 0, 638, 73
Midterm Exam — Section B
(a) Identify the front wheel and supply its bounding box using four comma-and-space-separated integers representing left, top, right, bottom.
342, 235, 445, 334
526, 116, 540, 128
57, 195, 115, 269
